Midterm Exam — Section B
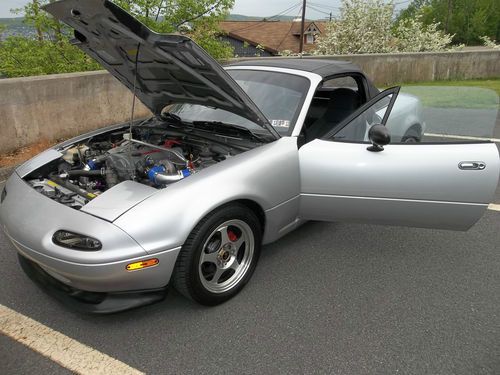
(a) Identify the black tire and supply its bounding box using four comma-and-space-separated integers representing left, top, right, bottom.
402, 135, 419, 143
172, 203, 262, 305
401, 125, 422, 143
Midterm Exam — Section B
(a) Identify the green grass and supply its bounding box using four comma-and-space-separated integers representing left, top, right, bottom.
399, 78, 500, 109
403, 78, 500, 95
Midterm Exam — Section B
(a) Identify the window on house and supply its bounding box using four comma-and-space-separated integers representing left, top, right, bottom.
306, 34, 314, 44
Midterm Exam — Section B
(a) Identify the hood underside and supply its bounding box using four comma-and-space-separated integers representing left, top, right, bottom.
43, 0, 277, 137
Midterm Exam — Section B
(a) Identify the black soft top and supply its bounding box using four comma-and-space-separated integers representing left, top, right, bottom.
228, 58, 379, 97
228, 58, 363, 77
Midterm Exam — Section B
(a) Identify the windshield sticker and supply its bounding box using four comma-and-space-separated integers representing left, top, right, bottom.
271, 120, 291, 128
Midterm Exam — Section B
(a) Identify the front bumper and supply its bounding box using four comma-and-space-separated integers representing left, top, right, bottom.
18, 254, 167, 313
0, 172, 181, 295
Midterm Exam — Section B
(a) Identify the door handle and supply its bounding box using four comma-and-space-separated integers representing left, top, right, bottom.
458, 161, 486, 170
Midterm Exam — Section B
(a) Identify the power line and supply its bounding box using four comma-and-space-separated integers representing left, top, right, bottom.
308, 2, 341, 11
277, 5, 304, 51
307, 4, 335, 16
229, 2, 302, 33
175, 0, 225, 28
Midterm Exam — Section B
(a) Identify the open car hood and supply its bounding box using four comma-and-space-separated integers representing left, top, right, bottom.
44, 0, 278, 138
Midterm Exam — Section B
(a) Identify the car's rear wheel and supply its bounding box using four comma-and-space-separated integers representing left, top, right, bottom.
401, 124, 422, 143
172, 204, 261, 305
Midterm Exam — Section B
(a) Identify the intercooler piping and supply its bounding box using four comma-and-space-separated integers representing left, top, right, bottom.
154, 172, 185, 184
147, 165, 190, 185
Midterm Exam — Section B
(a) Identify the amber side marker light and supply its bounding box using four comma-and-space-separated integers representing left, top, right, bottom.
126, 258, 159, 271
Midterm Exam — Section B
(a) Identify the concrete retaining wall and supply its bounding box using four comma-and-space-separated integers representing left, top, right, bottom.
0, 50, 499, 154
234, 49, 500, 86
314, 50, 500, 86
0, 71, 150, 154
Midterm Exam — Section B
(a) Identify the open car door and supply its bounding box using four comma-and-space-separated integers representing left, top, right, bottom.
298, 87, 500, 230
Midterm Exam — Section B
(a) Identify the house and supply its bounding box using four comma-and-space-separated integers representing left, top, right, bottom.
219, 20, 328, 56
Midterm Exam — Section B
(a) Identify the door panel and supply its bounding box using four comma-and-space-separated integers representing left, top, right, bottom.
299, 140, 499, 230
300, 194, 486, 230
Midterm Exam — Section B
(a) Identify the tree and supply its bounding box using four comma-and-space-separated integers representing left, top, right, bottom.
397, 0, 500, 45
1, 1, 101, 77
393, 15, 453, 52
111, 0, 235, 58
314, 0, 454, 55
0, 37, 101, 77
1, 0, 235, 78
315, 0, 396, 55
16, 0, 67, 45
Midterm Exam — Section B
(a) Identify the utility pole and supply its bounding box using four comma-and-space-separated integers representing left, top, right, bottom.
445, 0, 452, 34
299, 0, 306, 54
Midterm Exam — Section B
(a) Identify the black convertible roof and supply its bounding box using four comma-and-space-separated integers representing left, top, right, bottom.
227, 58, 364, 78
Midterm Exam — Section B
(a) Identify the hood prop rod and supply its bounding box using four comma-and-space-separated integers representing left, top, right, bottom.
129, 43, 141, 142
126, 43, 187, 166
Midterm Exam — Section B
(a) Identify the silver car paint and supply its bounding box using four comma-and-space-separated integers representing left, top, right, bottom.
16, 149, 63, 178
0, 173, 180, 292
113, 136, 302, 253
81, 180, 157, 222
299, 140, 500, 229
0, 173, 147, 264
10, 232, 180, 292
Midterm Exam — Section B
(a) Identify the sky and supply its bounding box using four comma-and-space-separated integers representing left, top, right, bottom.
0, 0, 345, 19
0, 1, 408, 20
1, 0, 27, 17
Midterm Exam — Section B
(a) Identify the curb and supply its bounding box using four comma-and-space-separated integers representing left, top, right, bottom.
0, 166, 16, 182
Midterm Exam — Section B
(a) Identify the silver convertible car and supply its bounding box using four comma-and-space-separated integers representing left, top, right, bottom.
1, 0, 499, 313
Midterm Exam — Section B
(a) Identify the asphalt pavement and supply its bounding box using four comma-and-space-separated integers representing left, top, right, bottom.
0, 193, 499, 374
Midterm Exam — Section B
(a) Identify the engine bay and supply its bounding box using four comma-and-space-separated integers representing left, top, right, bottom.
25, 123, 251, 210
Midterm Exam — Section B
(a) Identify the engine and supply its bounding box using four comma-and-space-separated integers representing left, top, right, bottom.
25, 127, 235, 210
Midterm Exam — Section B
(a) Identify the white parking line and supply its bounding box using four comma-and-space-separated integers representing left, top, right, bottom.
424, 133, 500, 143
488, 203, 500, 212
0, 304, 144, 375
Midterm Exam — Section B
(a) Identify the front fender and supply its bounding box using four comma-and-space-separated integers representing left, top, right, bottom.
113, 137, 300, 254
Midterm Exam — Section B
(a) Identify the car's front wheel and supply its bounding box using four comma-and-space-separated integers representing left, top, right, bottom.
172, 204, 262, 305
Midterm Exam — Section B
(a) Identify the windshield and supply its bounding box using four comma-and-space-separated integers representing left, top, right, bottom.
167, 69, 310, 136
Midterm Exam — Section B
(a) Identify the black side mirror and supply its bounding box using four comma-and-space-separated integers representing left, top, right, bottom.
367, 124, 391, 152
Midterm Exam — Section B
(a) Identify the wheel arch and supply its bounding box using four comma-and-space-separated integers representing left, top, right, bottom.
189, 198, 267, 239
402, 123, 423, 141
408, 122, 422, 134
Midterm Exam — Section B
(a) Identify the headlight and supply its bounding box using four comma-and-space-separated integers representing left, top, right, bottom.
52, 230, 102, 251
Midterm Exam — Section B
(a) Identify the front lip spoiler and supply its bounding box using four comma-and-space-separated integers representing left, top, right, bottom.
18, 254, 167, 314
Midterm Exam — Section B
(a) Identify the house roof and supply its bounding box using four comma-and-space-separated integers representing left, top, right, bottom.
219, 21, 328, 54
